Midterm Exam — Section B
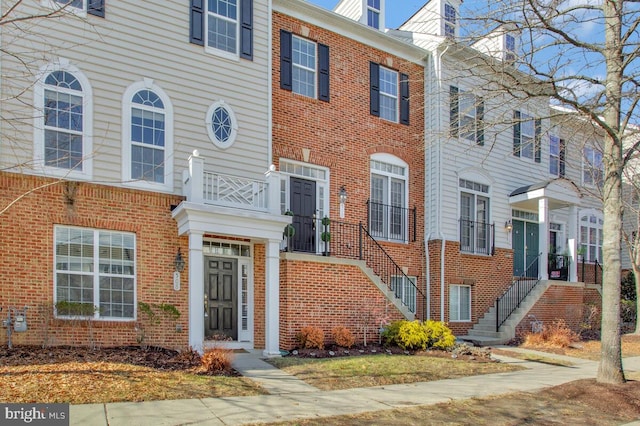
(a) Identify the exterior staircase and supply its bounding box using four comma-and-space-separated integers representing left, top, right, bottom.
457, 280, 552, 346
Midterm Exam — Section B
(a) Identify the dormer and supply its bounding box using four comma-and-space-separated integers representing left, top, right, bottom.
471, 24, 519, 63
398, 0, 462, 39
334, 0, 386, 31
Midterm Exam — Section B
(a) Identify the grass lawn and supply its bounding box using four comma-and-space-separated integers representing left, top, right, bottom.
266, 353, 522, 391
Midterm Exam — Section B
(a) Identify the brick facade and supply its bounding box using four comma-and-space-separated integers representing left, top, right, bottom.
0, 172, 189, 349
516, 283, 602, 336
272, 12, 427, 344
279, 254, 406, 349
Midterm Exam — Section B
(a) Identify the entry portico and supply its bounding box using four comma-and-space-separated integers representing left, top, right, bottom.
509, 179, 582, 281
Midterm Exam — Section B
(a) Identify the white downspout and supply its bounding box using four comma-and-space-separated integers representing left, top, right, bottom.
436, 44, 449, 322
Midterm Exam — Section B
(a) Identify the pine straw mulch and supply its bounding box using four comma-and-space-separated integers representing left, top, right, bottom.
0, 345, 265, 404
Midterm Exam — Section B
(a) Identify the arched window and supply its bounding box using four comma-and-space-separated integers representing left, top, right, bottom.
122, 80, 173, 191
369, 153, 409, 242
34, 60, 93, 179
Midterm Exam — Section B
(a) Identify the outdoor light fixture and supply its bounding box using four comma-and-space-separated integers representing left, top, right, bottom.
174, 248, 185, 272
339, 186, 347, 219
505, 220, 513, 232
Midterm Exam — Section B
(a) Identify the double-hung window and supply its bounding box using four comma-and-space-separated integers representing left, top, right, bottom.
367, 0, 381, 29
43, 71, 84, 171
370, 155, 408, 242
459, 179, 491, 255
513, 111, 541, 162
48, 0, 105, 17
123, 81, 174, 191
190, 0, 253, 60
34, 62, 93, 180
579, 212, 603, 263
583, 146, 603, 186
370, 63, 409, 125
391, 275, 417, 313
505, 34, 516, 62
450, 86, 484, 144
444, 3, 456, 38
54, 226, 136, 319
549, 135, 565, 177
280, 30, 330, 101
450, 285, 471, 321
292, 36, 317, 98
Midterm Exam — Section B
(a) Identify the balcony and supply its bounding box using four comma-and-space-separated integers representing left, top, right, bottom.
181, 151, 279, 215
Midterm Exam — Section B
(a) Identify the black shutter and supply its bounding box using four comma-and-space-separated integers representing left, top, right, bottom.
476, 99, 484, 146
87, 0, 105, 17
513, 111, 521, 157
240, 0, 253, 60
280, 30, 293, 91
559, 139, 566, 177
449, 86, 459, 137
370, 62, 380, 117
400, 73, 409, 125
318, 43, 330, 102
534, 118, 542, 163
190, 0, 204, 46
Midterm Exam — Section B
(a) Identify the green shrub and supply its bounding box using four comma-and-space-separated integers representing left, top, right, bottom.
381, 320, 405, 346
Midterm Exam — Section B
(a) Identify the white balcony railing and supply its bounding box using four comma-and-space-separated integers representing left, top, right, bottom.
182, 150, 280, 215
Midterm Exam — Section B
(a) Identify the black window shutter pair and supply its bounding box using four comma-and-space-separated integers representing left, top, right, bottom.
370, 62, 409, 125
280, 30, 330, 102
476, 100, 484, 146
190, 0, 253, 60
559, 139, 566, 177
88, 0, 105, 17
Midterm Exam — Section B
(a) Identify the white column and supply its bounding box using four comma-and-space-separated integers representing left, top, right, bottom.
188, 151, 205, 204
568, 205, 578, 282
263, 239, 281, 357
538, 198, 549, 280
188, 231, 204, 353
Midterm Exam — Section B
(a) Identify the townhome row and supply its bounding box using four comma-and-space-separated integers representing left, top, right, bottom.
0, 0, 605, 353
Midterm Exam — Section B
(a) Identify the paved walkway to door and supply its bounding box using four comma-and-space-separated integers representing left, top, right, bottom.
69, 349, 640, 425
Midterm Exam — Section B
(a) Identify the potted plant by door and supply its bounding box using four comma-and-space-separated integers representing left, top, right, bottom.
321, 216, 330, 255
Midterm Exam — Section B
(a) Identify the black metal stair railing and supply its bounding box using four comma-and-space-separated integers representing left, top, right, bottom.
283, 215, 425, 317
495, 253, 541, 332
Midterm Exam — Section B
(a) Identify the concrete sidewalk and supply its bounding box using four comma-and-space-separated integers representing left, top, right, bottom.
69, 350, 640, 426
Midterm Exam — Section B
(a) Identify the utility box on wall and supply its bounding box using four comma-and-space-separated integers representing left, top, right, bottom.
14, 314, 27, 332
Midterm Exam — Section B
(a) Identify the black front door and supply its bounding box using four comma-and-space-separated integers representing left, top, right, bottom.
290, 177, 316, 252
205, 258, 237, 340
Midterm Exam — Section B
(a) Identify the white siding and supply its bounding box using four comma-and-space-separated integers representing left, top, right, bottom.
0, 0, 271, 194
334, 0, 362, 22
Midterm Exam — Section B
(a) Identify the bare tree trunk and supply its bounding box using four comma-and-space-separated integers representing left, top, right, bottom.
597, 0, 625, 384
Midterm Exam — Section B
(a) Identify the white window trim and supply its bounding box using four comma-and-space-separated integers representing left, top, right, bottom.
457, 89, 478, 142
582, 146, 603, 187
206, 100, 239, 149
457, 169, 493, 255
379, 66, 399, 123
33, 59, 93, 180
449, 284, 471, 322
41, 0, 88, 17
122, 78, 174, 192
370, 153, 409, 242
579, 209, 603, 263
518, 111, 536, 162
292, 35, 317, 99
205, 0, 241, 61
549, 134, 561, 177
53, 225, 137, 321
391, 275, 417, 313
443, 3, 457, 38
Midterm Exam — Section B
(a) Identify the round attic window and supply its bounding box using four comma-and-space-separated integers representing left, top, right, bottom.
206, 101, 238, 149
